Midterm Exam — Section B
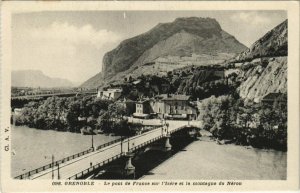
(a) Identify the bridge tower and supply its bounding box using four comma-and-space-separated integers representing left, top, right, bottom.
164, 134, 172, 152
188, 127, 201, 139
124, 152, 135, 177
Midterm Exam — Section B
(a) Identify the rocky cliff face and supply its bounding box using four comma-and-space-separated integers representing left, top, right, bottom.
236, 20, 287, 62
102, 17, 246, 76
235, 19, 287, 102
237, 57, 287, 102
130, 30, 246, 70
82, 17, 247, 87
103, 17, 246, 77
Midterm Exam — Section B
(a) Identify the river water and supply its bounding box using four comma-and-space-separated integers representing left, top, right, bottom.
11, 125, 120, 177
12, 126, 287, 180
142, 137, 287, 180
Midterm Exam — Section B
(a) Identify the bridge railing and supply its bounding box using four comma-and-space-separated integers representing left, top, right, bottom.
67, 134, 165, 180
96, 137, 125, 150
129, 135, 164, 152
67, 153, 124, 180
14, 148, 94, 179
18, 123, 196, 180
14, 137, 124, 180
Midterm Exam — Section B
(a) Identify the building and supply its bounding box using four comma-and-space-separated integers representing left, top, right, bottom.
117, 98, 136, 116
133, 99, 151, 119
97, 88, 122, 100
261, 92, 287, 107
133, 94, 197, 120
153, 94, 197, 120
13, 108, 23, 116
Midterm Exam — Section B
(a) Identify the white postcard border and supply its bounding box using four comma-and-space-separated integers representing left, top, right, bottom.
1, 1, 299, 192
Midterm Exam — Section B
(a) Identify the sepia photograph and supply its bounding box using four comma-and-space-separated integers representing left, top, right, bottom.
1, 1, 299, 192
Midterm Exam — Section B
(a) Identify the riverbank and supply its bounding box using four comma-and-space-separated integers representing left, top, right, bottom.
142, 136, 287, 180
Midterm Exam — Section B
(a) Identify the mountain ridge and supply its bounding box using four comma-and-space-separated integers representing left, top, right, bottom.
12, 70, 74, 88
82, 17, 247, 87
103, 17, 247, 77
235, 19, 287, 62
234, 19, 288, 102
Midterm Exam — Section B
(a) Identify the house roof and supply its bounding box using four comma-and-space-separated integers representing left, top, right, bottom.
124, 98, 134, 102
106, 88, 122, 92
136, 99, 150, 104
132, 80, 142, 85
133, 113, 150, 117
262, 92, 287, 102
117, 98, 135, 103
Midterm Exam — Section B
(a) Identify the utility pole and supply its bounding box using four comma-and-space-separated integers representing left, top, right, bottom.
127, 136, 130, 153
161, 118, 164, 136
121, 137, 123, 154
57, 163, 60, 180
52, 155, 54, 180
91, 133, 94, 151
166, 121, 169, 135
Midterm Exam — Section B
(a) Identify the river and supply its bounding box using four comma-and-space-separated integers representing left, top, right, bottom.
141, 137, 287, 180
11, 125, 120, 177
12, 126, 287, 180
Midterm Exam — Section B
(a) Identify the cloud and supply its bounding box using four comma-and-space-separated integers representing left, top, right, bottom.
29, 22, 121, 49
230, 12, 271, 25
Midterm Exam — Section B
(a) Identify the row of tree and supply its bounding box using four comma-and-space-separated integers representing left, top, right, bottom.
14, 96, 136, 136
199, 95, 287, 151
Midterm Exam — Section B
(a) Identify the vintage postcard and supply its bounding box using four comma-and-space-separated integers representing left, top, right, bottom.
1, 1, 299, 192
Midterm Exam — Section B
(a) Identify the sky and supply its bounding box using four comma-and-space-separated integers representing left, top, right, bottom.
12, 11, 287, 84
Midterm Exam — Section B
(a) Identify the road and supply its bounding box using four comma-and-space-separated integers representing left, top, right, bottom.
29, 120, 202, 180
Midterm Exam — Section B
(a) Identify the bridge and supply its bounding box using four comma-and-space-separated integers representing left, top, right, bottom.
11, 91, 97, 100
14, 120, 203, 180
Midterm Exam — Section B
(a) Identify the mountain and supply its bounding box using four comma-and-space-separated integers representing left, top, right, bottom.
237, 57, 287, 102
116, 19, 288, 103
12, 70, 74, 88
236, 19, 287, 62
81, 72, 103, 88
235, 19, 288, 102
82, 17, 247, 87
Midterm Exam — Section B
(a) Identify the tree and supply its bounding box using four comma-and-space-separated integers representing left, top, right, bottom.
96, 112, 110, 132
108, 103, 126, 121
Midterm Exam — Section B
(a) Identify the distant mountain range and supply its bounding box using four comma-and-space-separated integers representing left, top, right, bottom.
12, 70, 74, 88
81, 17, 247, 87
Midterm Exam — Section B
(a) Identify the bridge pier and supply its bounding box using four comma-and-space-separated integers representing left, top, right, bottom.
197, 128, 202, 138
164, 134, 172, 152
124, 152, 135, 177
188, 127, 201, 140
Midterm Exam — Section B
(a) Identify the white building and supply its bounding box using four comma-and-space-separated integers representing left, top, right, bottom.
97, 88, 122, 100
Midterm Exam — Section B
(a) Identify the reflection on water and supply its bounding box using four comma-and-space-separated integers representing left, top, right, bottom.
11, 125, 120, 177
142, 139, 287, 180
